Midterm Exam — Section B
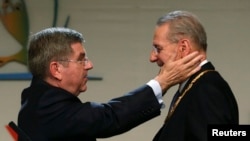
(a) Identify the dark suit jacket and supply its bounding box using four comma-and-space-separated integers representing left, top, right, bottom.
18, 78, 161, 141
153, 62, 239, 141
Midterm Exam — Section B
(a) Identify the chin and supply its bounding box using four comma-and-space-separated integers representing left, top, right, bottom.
157, 63, 163, 67
80, 86, 87, 92
82, 89, 87, 92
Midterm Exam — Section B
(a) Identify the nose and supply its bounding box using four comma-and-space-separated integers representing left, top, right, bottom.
85, 60, 93, 70
149, 50, 158, 62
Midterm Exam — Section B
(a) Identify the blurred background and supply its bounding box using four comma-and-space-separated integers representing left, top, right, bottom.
0, 0, 249, 140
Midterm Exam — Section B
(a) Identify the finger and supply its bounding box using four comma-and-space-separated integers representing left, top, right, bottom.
181, 51, 199, 64
186, 54, 203, 68
187, 65, 201, 77
183, 55, 202, 77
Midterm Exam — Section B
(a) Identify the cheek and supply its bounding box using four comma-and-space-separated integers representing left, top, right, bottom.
67, 68, 84, 83
158, 52, 172, 63
153, 47, 179, 66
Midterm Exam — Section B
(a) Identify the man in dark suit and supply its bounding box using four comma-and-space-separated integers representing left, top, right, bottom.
150, 10, 239, 141
17, 27, 202, 141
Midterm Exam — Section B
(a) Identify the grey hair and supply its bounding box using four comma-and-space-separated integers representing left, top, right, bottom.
28, 27, 85, 79
156, 10, 207, 51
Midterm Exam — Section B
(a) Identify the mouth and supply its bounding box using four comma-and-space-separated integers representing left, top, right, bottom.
83, 74, 88, 79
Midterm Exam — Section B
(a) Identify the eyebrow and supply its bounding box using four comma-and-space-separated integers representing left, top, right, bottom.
153, 43, 162, 49
77, 52, 86, 60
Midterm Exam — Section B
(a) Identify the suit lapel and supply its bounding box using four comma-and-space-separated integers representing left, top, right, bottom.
181, 62, 215, 94
153, 62, 216, 141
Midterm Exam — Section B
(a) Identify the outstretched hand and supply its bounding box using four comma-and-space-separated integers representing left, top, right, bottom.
154, 51, 202, 94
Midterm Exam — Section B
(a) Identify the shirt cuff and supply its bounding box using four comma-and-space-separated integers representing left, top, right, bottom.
147, 79, 165, 108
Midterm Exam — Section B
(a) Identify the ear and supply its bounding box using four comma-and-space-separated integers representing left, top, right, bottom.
49, 61, 63, 81
178, 39, 191, 58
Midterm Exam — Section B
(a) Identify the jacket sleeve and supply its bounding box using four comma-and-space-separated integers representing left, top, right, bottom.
42, 85, 162, 138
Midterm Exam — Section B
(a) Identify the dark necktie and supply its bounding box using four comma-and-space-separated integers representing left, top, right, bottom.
170, 90, 181, 109
169, 90, 181, 111
165, 90, 181, 122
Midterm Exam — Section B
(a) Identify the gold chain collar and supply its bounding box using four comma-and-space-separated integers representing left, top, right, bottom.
165, 70, 215, 123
